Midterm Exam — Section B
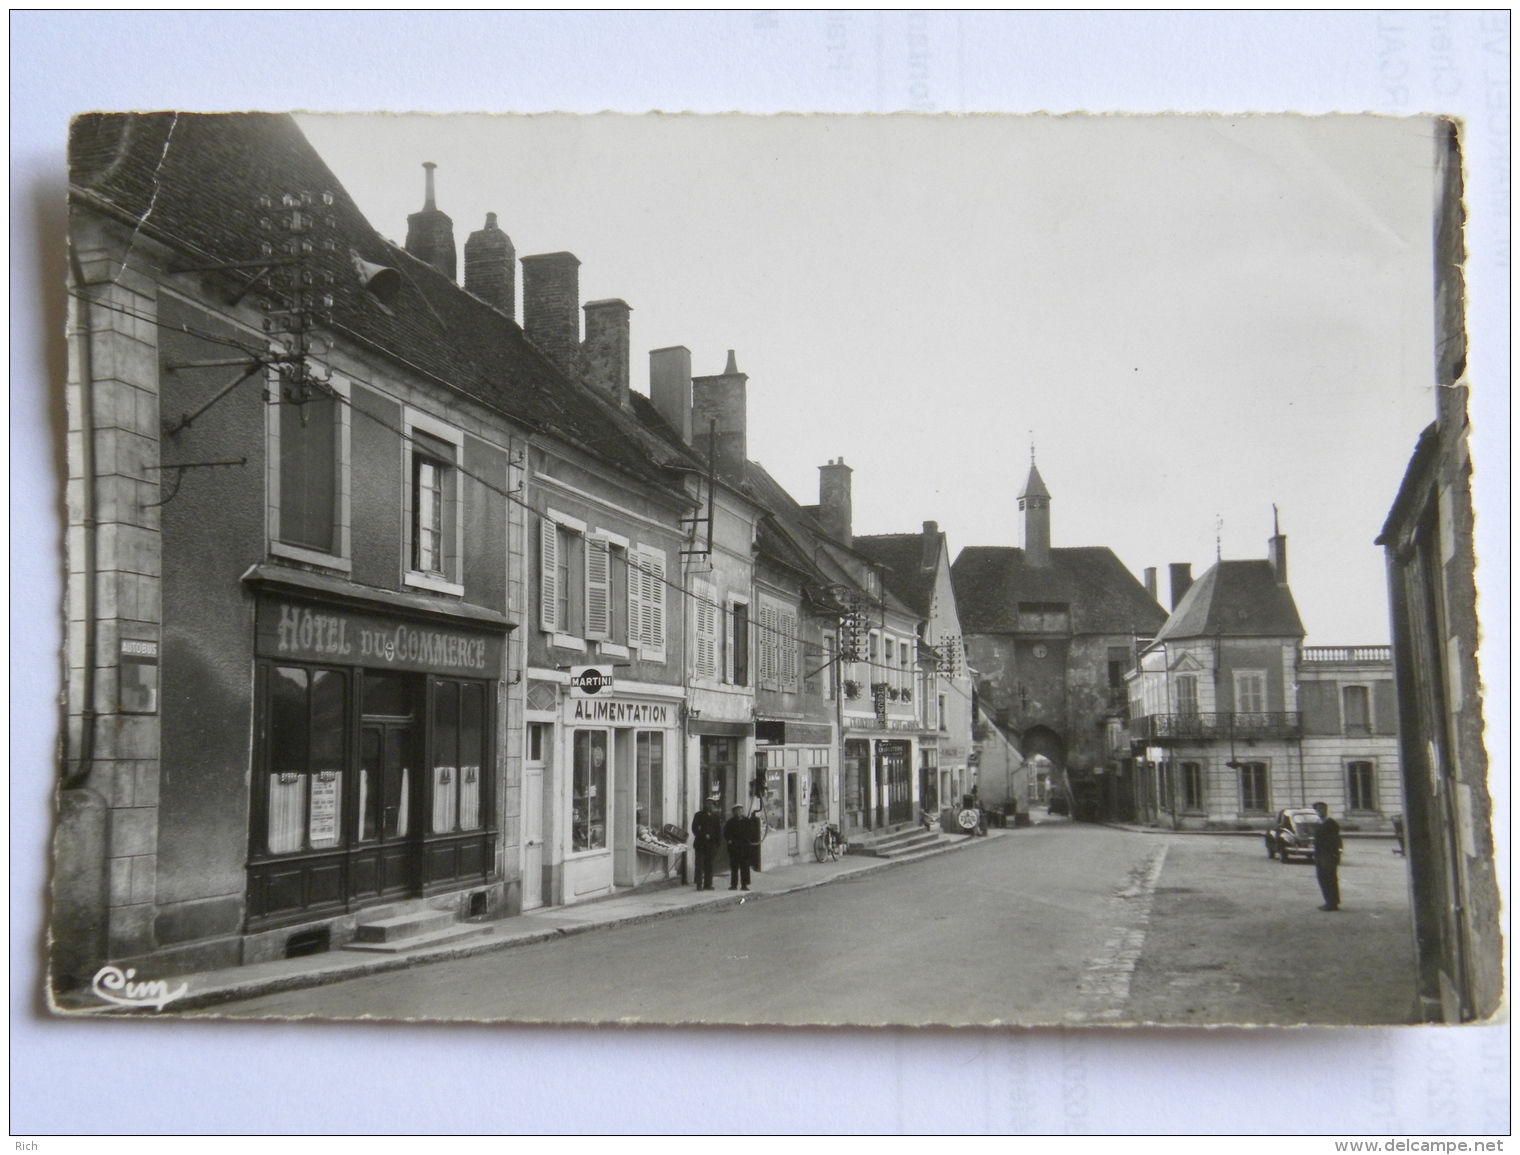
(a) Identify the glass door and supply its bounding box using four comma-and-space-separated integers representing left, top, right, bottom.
358, 720, 421, 898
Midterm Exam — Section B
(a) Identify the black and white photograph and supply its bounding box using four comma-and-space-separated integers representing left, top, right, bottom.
49, 107, 1501, 1031
13, 9, 1510, 1140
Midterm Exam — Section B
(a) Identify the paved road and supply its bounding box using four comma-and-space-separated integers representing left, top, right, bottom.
203, 823, 1417, 1027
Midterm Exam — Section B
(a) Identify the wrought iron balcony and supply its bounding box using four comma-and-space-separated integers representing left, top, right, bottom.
1131, 711, 1301, 743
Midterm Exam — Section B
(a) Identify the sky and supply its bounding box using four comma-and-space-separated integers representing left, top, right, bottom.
297, 112, 1438, 645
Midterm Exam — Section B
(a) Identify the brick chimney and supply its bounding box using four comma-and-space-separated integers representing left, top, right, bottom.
583, 299, 632, 408
649, 346, 693, 443
404, 162, 457, 281
521, 252, 582, 378
1169, 563, 1193, 610
921, 521, 939, 569
818, 458, 853, 548
1144, 567, 1158, 602
463, 212, 514, 316
691, 350, 748, 486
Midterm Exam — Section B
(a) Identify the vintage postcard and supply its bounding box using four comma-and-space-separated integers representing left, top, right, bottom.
52, 111, 1501, 1028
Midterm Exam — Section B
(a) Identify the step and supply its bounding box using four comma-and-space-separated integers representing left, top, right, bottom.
352, 908, 456, 944
344, 922, 495, 954
873, 833, 944, 858
847, 828, 941, 857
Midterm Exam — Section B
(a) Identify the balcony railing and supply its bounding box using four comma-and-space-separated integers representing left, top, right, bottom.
1301, 645, 1392, 663
1132, 712, 1301, 742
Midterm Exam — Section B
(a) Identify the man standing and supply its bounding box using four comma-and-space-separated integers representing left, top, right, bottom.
691, 799, 722, 891
1312, 801, 1343, 911
723, 804, 753, 891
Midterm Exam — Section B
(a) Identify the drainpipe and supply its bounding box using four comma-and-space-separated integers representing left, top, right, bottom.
64, 240, 99, 791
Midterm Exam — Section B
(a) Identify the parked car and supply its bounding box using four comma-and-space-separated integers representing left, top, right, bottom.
1266, 808, 1322, 862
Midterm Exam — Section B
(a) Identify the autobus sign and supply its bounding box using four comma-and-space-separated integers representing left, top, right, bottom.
569, 665, 614, 698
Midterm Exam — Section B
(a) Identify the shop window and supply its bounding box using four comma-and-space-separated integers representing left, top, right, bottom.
1181, 761, 1205, 811
1347, 760, 1377, 811
268, 374, 350, 570
403, 411, 464, 595
1239, 761, 1269, 813
572, 730, 608, 852
636, 731, 665, 831
430, 680, 485, 834
808, 764, 828, 823
266, 665, 347, 854
1342, 685, 1371, 735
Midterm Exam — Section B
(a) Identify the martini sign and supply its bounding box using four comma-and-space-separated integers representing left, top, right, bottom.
569, 665, 614, 698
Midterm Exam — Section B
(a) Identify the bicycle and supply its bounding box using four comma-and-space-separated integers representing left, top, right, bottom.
813, 822, 845, 863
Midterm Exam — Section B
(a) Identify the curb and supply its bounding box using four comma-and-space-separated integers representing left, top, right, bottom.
1099, 823, 1398, 840
69, 828, 1007, 1015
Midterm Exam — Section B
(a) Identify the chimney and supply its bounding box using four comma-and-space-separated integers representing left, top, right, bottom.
650, 346, 693, 443
463, 212, 514, 316
1144, 567, 1158, 602
404, 162, 457, 281
1267, 505, 1288, 585
1169, 563, 1193, 610
921, 521, 940, 569
521, 252, 582, 378
691, 350, 749, 485
818, 458, 853, 548
583, 299, 632, 408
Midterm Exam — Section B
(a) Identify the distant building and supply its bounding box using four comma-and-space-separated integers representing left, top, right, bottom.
1128, 527, 1400, 831
952, 462, 1168, 821
1377, 119, 1502, 1023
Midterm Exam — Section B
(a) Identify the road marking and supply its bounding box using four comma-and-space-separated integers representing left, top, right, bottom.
1067, 844, 1169, 1023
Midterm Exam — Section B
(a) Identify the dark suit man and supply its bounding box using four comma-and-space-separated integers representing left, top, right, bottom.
691, 801, 722, 891
723, 805, 753, 890
1312, 801, 1343, 911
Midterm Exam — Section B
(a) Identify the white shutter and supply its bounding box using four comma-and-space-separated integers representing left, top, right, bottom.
780, 609, 797, 690
539, 517, 559, 632
756, 602, 774, 688
723, 600, 735, 683
627, 550, 642, 649
693, 581, 716, 679
585, 537, 611, 639
640, 547, 666, 659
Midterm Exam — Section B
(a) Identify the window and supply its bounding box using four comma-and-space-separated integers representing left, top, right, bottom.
1239, 761, 1269, 813
1342, 685, 1371, 735
1017, 602, 1070, 633
268, 374, 350, 569
1347, 760, 1376, 811
1180, 761, 1205, 811
1234, 670, 1267, 714
636, 731, 665, 830
938, 694, 948, 732
1175, 675, 1199, 715
430, 680, 486, 834
822, 633, 837, 700
808, 764, 828, 823
757, 598, 799, 691
266, 666, 347, 854
627, 545, 667, 661
726, 600, 749, 686
403, 412, 464, 594
571, 730, 608, 852
527, 722, 548, 764
692, 580, 719, 680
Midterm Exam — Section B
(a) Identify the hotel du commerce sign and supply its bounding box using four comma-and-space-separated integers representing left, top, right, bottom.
255, 598, 505, 679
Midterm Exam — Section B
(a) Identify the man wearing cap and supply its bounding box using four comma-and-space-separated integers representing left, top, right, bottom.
723, 805, 754, 891
690, 799, 722, 891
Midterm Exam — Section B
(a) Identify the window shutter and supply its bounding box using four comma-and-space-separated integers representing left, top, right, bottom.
723, 601, 735, 683
627, 551, 642, 649
780, 610, 797, 689
757, 602, 774, 688
644, 549, 666, 654
585, 537, 611, 639
539, 518, 559, 632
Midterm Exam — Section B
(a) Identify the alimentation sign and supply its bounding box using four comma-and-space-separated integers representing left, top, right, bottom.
564, 697, 674, 726
256, 598, 504, 678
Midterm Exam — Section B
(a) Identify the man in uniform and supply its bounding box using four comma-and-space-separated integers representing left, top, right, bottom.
691, 799, 722, 891
1312, 801, 1343, 911
723, 804, 753, 891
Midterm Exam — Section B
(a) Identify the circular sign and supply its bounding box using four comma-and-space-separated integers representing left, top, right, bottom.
570, 667, 613, 695
956, 808, 980, 831
1032, 643, 1048, 659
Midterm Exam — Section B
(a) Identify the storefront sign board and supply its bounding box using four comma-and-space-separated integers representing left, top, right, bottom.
564, 696, 674, 726
256, 597, 504, 678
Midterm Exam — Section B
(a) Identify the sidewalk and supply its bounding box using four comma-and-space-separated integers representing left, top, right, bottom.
60, 828, 1008, 1016
1101, 820, 1398, 840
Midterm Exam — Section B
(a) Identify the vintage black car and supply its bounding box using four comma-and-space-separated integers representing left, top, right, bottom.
1266, 807, 1322, 862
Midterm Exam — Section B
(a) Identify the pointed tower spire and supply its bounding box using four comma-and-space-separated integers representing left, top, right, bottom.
1018, 455, 1051, 567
